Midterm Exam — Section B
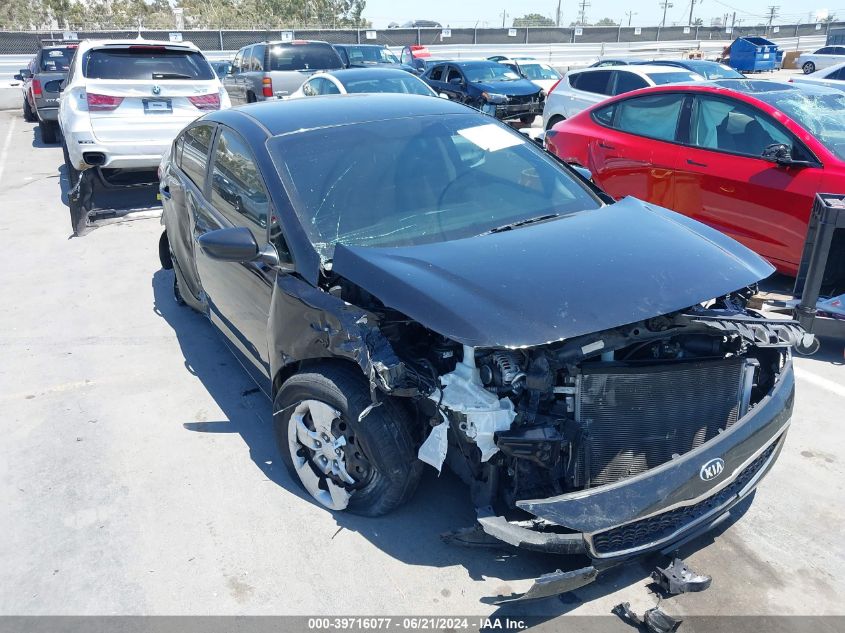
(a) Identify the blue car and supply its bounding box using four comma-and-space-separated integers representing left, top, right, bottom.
422, 60, 544, 122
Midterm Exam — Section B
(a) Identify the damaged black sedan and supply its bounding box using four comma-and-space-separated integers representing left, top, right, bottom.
158, 94, 799, 600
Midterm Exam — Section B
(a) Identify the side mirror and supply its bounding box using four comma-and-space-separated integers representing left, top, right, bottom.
198, 226, 259, 262
19, 69, 32, 79
13, 73, 22, 81
439, 92, 450, 99
449, 77, 463, 86
572, 165, 593, 181
761, 143, 814, 168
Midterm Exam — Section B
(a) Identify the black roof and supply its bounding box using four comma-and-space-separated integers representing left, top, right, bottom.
323, 67, 416, 81
211, 93, 474, 137
452, 60, 503, 68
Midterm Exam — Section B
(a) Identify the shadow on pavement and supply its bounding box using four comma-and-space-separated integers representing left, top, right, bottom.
150, 266, 758, 620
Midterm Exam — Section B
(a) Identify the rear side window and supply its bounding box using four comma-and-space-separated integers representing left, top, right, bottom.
592, 103, 616, 126
82, 47, 214, 80
646, 71, 702, 85
429, 65, 444, 81
179, 124, 214, 189
575, 70, 613, 95
816, 47, 833, 54
252, 44, 266, 70
615, 94, 685, 141
39, 48, 74, 72
613, 71, 648, 95
831, 67, 845, 80
268, 43, 342, 71
211, 128, 269, 242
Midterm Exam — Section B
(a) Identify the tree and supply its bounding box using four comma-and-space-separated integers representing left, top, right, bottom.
513, 13, 556, 27
595, 17, 618, 25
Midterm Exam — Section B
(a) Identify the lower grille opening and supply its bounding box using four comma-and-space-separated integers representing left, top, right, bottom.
576, 358, 748, 488
591, 441, 778, 556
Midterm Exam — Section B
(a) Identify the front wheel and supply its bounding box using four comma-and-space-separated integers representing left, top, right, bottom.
520, 114, 536, 125
23, 98, 36, 122
274, 364, 422, 517
802, 61, 815, 74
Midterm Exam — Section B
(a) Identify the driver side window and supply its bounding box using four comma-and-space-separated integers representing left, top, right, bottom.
231, 50, 243, 74
690, 96, 793, 158
446, 67, 463, 83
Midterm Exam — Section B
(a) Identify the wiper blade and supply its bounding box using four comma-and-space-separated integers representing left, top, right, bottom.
482, 213, 560, 235
152, 72, 192, 79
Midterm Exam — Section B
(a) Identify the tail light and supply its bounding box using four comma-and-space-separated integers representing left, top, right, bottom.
262, 77, 273, 98
547, 79, 562, 95
87, 93, 124, 111
188, 93, 221, 110
32, 79, 42, 97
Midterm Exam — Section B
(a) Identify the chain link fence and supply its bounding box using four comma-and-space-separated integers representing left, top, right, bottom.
0, 22, 841, 55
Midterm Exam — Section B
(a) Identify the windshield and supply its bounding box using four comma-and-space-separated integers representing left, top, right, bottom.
686, 62, 743, 79
39, 47, 74, 72
464, 64, 521, 82
755, 89, 845, 160
519, 63, 561, 80
345, 46, 400, 64
647, 71, 704, 85
82, 48, 214, 80
269, 43, 343, 71
342, 75, 434, 95
268, 114, 601, 259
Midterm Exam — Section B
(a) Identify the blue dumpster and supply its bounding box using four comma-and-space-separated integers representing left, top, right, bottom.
728, 36, 781, 72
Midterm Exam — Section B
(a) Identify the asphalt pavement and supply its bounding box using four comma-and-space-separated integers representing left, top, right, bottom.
0, 110, 843, 626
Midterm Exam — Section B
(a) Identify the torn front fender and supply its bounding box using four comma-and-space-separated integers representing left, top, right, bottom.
267, 274, 418, 397
493, 566, 598, 604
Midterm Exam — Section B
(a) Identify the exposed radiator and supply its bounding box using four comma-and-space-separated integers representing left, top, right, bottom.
575, 358, 748, 488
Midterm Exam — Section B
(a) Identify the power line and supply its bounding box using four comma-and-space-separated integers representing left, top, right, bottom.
766, 4, 780, 27
577, 0, 590, 25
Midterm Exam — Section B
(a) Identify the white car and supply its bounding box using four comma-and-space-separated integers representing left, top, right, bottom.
795, 46, 845, 74
790, 61, 845, 90
59, 39, 230, 174
542, 64, 704, 130
491, 57, 563, 93
289, 67, 439, 98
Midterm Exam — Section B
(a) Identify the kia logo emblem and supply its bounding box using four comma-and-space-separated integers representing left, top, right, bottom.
700, 458, 725, 481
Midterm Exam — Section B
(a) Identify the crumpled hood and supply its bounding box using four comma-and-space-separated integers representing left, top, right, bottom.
332, 198, 774, 348
473, 79, 540, 96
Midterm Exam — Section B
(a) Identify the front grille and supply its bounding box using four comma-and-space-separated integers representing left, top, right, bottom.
576, 358, 746, 488
507, 94, 537, 106
591, 442, 777, 556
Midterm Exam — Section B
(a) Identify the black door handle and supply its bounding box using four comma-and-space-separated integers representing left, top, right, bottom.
599, 142, 615, 149
160, 185, 171, 199
687, 159, 707, 167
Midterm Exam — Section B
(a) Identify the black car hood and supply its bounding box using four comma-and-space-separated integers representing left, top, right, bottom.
472, 79, 539, 96
332, 198, 774, 348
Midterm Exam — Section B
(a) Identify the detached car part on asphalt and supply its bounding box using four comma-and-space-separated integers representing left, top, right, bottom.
157, 94, 800, 602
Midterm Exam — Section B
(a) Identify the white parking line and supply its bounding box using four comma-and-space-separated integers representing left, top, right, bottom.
0, 115, 15, 183
794, 366, 845, 399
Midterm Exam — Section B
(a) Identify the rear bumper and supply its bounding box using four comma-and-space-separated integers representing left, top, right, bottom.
485, 362, 794, 561
65, 131, 172, 170
35, 105, 59, 121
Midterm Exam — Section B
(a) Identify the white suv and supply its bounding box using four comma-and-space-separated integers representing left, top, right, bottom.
59, 39, 230, 174
542, 64, 704, 130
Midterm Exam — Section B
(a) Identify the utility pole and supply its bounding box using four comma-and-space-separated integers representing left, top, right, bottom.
766, 5, 779, 30
500, 9, 508, 28
731, 11, 736, 29
577, 0, 590, 25
556, 0, 562, 26
660, 0, 673, 27
625, 10, 637, 26
688, 0, 697, 26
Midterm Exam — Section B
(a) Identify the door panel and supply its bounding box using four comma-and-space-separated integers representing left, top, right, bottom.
672, 95, 821, 273
193, 126, 274, 382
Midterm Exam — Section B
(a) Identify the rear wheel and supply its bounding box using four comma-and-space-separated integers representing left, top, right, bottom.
274, 364, 422, 516
23, 98, 36, 122
802, 61, 815, 74
520, 114, 536, 125
546, 114, 565, 131
39, 120, 57, 144
246, 91, 257, 103
62, 141, 80, 188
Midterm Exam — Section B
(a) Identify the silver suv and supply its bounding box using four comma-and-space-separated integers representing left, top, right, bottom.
223, 40, 344, 103
15, 41, 78, 144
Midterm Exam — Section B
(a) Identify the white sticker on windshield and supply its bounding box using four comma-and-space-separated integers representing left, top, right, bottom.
458, 123, 524, 152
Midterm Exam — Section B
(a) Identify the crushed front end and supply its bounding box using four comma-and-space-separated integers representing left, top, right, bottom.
388, 293, 798, 598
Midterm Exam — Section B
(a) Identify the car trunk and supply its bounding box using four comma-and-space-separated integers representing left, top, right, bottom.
86, 79, 209, 143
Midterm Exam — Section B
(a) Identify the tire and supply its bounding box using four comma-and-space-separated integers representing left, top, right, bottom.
802, 61, 815, 74
23, 98, 36, 122
246, 91, 257, 103
62, 141, 80, 188
159, 230, 173, 270
546, 114, 565, 131
520, 114, 536, 125
274, 363, 422, 517
39, 120, 57, 144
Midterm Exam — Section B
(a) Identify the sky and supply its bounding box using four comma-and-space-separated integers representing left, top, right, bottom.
360, 0, 840, 29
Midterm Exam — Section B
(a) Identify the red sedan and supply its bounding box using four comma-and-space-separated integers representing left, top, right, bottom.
546, 80, 845, 276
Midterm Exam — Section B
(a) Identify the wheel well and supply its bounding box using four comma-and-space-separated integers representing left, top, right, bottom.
546, 114, 565, 131
271, 357, 365, 398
